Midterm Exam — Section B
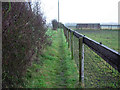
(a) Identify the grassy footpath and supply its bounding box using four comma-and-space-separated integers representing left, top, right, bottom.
24, 29, 79, 88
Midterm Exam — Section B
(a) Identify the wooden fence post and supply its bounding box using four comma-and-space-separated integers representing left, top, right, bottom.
66, 29, 68, 42
68, 30, 69, 48
66, 29, 67, 40
63, 28, 66, 40
82, 44, 84, 87
79, 37, 84, 87
71, 32, 74, 59
63, 29, 65, 38
66, 29, 67, 42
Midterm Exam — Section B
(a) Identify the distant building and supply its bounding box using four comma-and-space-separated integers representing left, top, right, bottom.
100, 25, 120, 30
76, 23, 100, 29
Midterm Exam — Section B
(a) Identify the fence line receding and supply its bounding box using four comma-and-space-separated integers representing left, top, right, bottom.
60, 23, 120, 88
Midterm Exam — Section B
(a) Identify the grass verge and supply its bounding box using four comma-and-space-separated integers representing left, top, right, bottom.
23, 29, 79, 88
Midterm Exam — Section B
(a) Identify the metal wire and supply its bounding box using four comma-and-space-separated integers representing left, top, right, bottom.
84, 44, 120, 88
63, 28, 120, 88
73, 36, 79, 69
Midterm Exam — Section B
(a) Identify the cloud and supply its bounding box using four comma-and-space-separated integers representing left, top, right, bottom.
40, 0, 119, 24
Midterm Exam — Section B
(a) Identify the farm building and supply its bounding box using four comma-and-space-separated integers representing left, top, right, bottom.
100, 25, 120, 30
76, 23, 100, 29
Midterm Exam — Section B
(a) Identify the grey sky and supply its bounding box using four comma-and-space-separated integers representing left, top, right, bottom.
39, 0, 119, 24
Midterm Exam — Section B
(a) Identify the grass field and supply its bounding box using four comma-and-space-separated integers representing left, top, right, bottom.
75, 29, 119, 52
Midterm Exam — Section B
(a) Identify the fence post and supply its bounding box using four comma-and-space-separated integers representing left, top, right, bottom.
71, 32, 74, 59
67, 30, 69, 48
82, 44, 84, 87
63, 28, 65, 38
63, 27, 66, 40
79, 37, 84, 87
66, 29, 68, 42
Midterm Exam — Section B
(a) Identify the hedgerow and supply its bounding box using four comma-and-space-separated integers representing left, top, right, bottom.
2, 2, 50, 88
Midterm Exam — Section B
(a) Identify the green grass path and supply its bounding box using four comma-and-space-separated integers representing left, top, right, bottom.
24, 29, 79, 88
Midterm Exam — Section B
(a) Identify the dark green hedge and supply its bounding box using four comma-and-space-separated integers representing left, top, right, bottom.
2, 2, 49, 88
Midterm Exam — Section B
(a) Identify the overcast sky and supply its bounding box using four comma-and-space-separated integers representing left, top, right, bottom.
39, 0, 119, 24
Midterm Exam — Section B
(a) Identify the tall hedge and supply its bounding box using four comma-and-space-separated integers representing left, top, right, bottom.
2, 2, 49, 88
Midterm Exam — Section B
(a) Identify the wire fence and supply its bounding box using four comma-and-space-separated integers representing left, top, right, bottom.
62, 25, 120, 88
84, 44, 120, 88
73, 36, 79, 69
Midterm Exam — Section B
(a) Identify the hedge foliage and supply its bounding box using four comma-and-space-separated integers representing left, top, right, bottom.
2, 2, 50, 88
